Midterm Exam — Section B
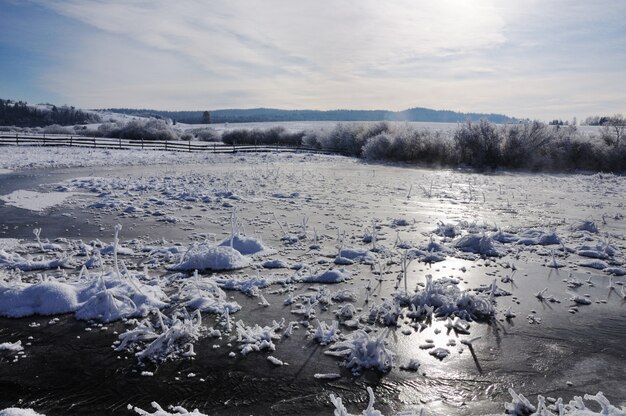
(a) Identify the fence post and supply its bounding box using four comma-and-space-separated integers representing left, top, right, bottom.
141, 137, 144, 150
70, 136, 73, 146
93, 137, 96, 148
119, 137, 122, 149
188, 139, 191, 152
16, 133, 18, 145
213, 143, 216, 153
43, 135, 46, 146
165, 140, 168, 151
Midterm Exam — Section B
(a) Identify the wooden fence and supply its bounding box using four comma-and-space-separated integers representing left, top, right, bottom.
0, 133, 334, 155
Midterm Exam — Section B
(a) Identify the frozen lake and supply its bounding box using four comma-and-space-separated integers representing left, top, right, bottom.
0, 147, 624, 415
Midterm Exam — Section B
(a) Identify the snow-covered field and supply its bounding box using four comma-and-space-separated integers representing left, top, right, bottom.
0, 145, 624, 415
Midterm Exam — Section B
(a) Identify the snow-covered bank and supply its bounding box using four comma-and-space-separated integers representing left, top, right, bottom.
0, 145, 349, 171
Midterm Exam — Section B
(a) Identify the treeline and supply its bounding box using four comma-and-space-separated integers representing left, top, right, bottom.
104, 107, 517, 124
583, 114, 624, 126
0, 99, 101, 127
224, 121, 625, 172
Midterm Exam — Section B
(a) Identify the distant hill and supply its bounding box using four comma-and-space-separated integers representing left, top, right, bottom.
104, 107, 517, 124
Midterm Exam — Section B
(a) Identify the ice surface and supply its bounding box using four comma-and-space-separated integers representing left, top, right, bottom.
2, 146, 626, 415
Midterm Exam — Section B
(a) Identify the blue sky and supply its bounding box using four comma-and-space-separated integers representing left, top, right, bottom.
1, 0, 625, 120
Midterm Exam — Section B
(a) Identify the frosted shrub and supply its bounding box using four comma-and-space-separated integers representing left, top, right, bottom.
222, 127, 304, 146
454, 121, 502, 168
402, 275, 496, 321
235, 318, 284, 355
186, 127, 220, 142
362, 133, 393, 160
42, 124, 73, 135
176, 270, 241, 314
330, 386, 425, 416
96, 119, 181, 141
117, 310, 204, 363
325, 329, 393, 374
505, 388, 626, 415
131, 402, 208, 415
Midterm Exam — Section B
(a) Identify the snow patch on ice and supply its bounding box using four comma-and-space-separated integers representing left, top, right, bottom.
0, 190, 78, 211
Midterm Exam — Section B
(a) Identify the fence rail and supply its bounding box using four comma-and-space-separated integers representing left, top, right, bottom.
0, 133, 334, 155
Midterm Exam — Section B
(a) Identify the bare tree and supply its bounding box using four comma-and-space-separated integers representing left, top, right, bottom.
600, 114, 625, 147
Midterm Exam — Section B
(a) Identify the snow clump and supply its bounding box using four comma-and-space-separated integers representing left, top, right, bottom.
170, 244, 251, 271
505, 388, 625, 415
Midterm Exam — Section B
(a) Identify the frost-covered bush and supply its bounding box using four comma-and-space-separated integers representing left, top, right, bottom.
130, 402, 208, 416
362, 133, 393, 160
505, 388, 626, 415
454, 120, 503, 168
222, 127, 304, 146
401, 275, 496, 321
95, 119, 181, 141
325, 329, 394, 374
362, 126, 454, 165
186, 127, 221, 142
306, 122, 391, 156
42, 124, 74, 135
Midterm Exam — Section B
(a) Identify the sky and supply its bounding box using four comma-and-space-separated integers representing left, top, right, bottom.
1, 0, 625, 121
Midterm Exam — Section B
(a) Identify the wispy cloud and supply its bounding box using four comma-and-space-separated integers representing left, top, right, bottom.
5, 0, 626, 119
